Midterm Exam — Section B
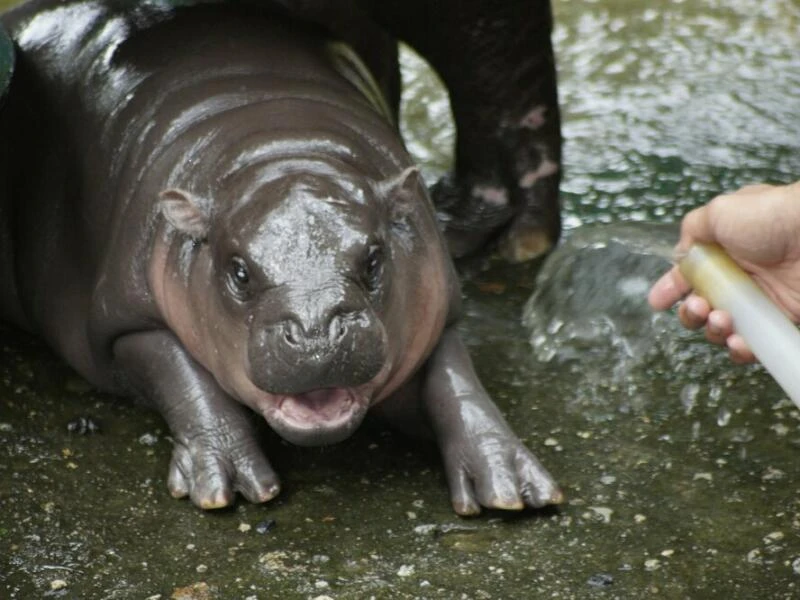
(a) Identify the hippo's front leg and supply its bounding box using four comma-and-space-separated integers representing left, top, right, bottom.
422, 328, 563, 515
113, 330, 280, 509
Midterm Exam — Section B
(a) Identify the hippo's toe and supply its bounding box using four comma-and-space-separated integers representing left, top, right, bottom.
515, 448, 564, 508
498, 221, 558, 263
166, 434, 280, 510
441, 435, 563, 517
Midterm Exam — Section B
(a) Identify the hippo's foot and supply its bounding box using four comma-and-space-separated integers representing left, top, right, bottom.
431, 173, 559, 263
167, 421, 280, 510
422, 328, 563, 516
112, 331, 282, 510
439, 423, 562, 517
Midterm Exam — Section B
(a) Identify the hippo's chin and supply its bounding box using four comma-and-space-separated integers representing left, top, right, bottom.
262, 388, 370, 447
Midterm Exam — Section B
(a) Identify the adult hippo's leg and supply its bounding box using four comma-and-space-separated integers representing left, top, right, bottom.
265, 0, 402, 115
367, 0, 562, 262
114, 330, 280, 509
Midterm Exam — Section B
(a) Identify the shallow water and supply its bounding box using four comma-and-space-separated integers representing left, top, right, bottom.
3, 0, 800, 598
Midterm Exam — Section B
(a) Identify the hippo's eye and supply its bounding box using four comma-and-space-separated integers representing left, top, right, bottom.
228, 256, 250, 292
363, 244, 384, 291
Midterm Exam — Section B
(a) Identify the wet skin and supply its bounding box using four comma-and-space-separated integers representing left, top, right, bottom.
0, 1, 562, 513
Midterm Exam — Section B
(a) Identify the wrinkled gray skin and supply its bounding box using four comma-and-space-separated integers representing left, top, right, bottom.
0, 1, 561, 514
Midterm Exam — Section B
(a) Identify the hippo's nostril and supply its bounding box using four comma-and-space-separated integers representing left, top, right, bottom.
282, 320, 302, 346
329, 315, 347, 341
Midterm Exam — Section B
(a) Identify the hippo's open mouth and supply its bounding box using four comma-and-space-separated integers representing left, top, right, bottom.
279, 388, 361, 426
260, 387, 371, 446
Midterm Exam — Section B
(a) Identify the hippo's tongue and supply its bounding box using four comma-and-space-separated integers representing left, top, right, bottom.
280, 388, 355, 425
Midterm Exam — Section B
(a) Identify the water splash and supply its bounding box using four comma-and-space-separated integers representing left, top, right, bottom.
523, 222, 762, 416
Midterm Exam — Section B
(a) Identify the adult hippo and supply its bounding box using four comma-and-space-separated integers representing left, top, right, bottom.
0, 1, 562, 514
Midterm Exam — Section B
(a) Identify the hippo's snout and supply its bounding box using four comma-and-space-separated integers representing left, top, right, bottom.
249, 308, 385, 395
281, 313, 348, 349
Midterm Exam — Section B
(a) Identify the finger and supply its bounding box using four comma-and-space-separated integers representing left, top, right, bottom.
705, 326, 726, 346
704, 309, 734, 346
727, 334, 756, 364
735, 183, 774, 196
648, 267, 692, 311
679, 204, 713, 247
678, 294, 711, 329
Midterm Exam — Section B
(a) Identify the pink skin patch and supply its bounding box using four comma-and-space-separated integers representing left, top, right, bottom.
518, 159, 559, 189
472, 184, 509, 207
519, 105, 547, 130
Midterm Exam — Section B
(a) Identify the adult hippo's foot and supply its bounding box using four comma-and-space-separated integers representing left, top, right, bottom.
432, 162, 561, 263
422, 329, 563, 516
114, 331, 280, 509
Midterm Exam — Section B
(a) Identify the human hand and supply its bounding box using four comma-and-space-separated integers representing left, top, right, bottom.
648, 181, 800, 363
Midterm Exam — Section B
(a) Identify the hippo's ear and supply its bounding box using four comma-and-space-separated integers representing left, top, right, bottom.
376, 166, 423, 225
159, 188, 210, 241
